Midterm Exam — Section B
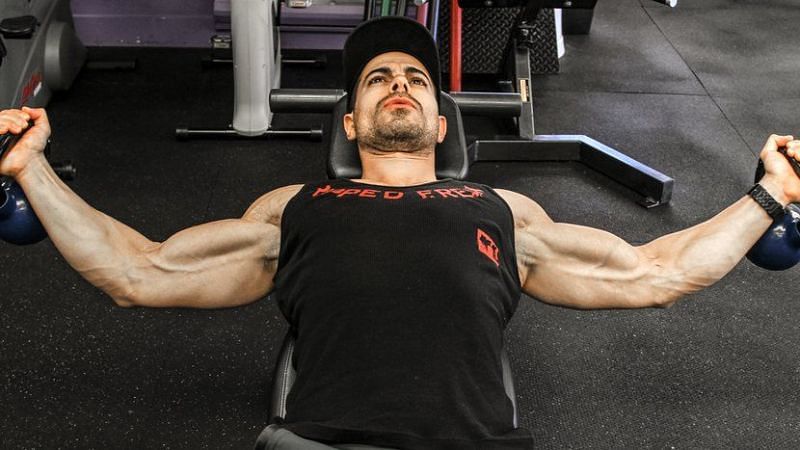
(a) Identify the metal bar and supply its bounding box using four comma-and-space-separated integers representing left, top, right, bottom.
468, 139, 579, 162
0, 132, 15, 160
364, 0, 375, 20
448, 92, 521, 117
428, 0, 440, 41
574, 135, 673, 207
270, 89, 522, 116
416, 2, 429, 26
175, 127, 323, 141
457, 0, 597, 8
469, 136, 673, 208
449, 0, 462, 92
512, 45, 535, 139
270, 89, 346, 113
649, 0, 677, 7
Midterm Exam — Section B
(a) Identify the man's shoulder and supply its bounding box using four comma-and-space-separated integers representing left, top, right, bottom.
243, 184, 305, 225
263, 184, 307, 207
492, 189, 550, 228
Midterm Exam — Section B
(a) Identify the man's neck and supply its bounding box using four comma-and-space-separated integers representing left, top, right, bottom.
356, 148, 437, 186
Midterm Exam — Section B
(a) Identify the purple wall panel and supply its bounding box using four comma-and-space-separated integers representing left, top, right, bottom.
69, 0, 365, 49
71, 0, 213, 15
71, 0, 216, 47
280, 4, 362, 50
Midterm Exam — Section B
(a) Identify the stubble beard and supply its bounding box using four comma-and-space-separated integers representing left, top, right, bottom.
355, 103, 438, 155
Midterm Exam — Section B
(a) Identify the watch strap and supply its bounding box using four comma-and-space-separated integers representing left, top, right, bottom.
748, 183, 785, 221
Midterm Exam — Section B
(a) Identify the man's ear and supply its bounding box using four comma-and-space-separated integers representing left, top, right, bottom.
437, 115, 447, 144
343, 112, 357, 141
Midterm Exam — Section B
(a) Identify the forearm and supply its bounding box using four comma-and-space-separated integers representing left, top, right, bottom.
524, 178, 792, 309
16, 154, 154, 303
641, 178, 784, 306
517, 135, 800, 309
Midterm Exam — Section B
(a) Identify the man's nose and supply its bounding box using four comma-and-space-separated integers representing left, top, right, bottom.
390, 75, 410, 93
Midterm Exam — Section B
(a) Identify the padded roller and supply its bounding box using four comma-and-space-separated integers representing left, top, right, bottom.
44, 21, 86, 91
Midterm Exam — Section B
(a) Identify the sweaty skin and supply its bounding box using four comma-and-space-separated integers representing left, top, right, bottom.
1, 51, 800, 310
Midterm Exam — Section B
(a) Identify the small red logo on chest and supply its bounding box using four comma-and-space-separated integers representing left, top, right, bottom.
477, 228, 500, 266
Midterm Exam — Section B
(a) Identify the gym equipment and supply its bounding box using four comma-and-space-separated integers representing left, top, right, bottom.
0, 176, 46, 245
266, 1, 675, 207
754, 148, 800, 183
0, 123, 76, 245
746, 149, 800, 270
453, 0, 676, 37
370, 0, 411, 17
176, 0, 322, 141
0, 128, 45, 245
0, 0, 86, 109
747, 203, 800, 271
186, 0, 437, 142
562, 0, 676, 35
0, 121, 76, 181
187, 0, 431, 142
269, 81, 672, 207
439, 0, 675, 207
277, 1, 365, 51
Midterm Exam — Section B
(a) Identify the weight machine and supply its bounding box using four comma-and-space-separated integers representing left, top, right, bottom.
0, 0, 82, 181
176, 0, 322, 141
0, 0, 86, 109
447, 0, 677, 207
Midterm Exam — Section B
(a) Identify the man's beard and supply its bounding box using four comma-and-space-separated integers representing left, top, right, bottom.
355, 99, 438, 154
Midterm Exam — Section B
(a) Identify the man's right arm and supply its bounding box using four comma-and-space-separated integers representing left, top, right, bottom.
2, 108, 299, 309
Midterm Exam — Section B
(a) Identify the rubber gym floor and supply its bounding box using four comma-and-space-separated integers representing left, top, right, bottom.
2, 1, 800, 448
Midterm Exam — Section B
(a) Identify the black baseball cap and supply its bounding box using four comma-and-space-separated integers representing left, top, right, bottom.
342, 16, 441, 110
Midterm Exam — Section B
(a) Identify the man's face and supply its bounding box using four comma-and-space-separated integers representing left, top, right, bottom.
344, 52, 446, 154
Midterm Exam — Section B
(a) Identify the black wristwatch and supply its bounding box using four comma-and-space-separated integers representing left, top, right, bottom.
748, 183, 785, 221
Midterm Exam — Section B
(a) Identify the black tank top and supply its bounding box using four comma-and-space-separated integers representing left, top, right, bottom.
273, 179, 532, 449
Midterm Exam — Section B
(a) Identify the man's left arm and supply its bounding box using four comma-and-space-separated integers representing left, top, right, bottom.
498, 134, 800, 309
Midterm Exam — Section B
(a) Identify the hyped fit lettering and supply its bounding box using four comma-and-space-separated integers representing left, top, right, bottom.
312, 185, 485, 201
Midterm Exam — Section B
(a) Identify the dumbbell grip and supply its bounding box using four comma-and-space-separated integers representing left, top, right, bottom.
0, 120, 35, 160
1, 126, 75, 181
779, 147, 800, 179
754, 147, 800, 183
0, 131, 15, 160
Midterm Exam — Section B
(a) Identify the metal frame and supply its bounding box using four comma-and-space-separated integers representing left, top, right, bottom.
464, 17, 674, 208
175, 0, 321, 141
469, 136, 673, 208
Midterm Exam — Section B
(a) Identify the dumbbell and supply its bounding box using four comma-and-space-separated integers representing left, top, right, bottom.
0, 124, 76, 245
0, 123, 76, 180
0, 176, 46, 245
746, 148, 800, 270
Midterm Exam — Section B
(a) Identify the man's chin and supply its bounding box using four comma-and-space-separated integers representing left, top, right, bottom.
377, 111, 423, 130
368, 145, 433, 155
366, 131, 436, 153
381, 107, 414, 120
356, 111, 437, 153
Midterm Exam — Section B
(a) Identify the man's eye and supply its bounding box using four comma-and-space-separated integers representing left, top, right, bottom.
411, 78, 427, 86
368, 77, 385, 84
